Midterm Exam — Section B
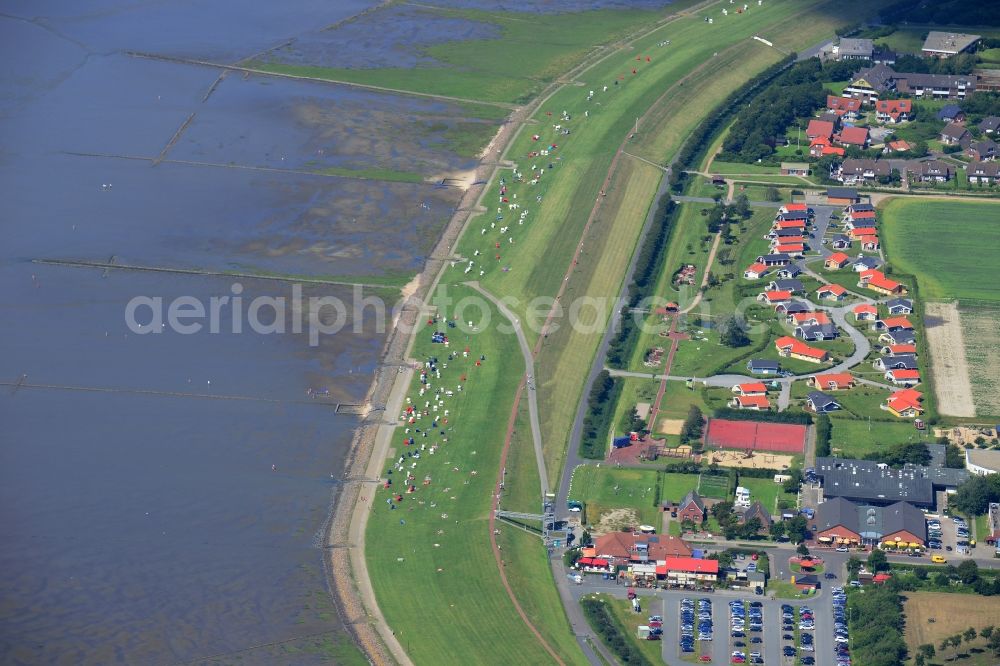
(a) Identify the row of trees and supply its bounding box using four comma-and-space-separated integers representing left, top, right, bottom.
580, 598, 654, 666
861, 441, 931, 467
679, 405, 704, 448
846, 585, 907, 666
579, 370, 621, 459
921, 625, 1000, 666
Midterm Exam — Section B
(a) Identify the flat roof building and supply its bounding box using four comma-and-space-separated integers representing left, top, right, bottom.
966, 449, 1000, 476
816, 456, 968, 508
922, 31, 981, 58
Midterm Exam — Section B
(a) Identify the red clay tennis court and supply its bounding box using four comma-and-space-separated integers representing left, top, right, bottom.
704, 418, 806, 453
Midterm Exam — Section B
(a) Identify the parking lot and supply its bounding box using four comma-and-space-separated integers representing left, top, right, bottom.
571, 583, 834, 666
926, 513, 972, 556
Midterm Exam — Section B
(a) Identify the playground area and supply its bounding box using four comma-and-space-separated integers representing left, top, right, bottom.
704, 418, 807, 454
703, 448, 795, 470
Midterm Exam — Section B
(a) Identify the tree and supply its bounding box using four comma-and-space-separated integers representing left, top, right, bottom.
769, 521, 786, 540
914, 655, 924, 666
796, 543, 810, 556
990, 631, 1000, 656
786, 515, 809, 544
957, 559, 980, 584
846, 556, 862, 577
720, 314, 751, 348
680, 405, 705, 446
765, 186, 780, 202
868, 548, 888, 573
982, 626, 995, 640
964, 626, 978, 644
918, 643, 935, 660
782, 468, 803, 494
934, 572, 951, 587
712, 501, 735, 522
951, 473, 1000, 514
915, 567, 928, 580
733, 193, 751, 219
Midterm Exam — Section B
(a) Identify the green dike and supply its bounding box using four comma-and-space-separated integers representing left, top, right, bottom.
879, 197, 1000, 303
364, 284, 557, 663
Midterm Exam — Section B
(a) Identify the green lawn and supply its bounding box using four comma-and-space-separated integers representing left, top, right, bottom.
737, 477, 797, 514
880, 197, 1000, 304
698, 474, 731, 500
584, 594, 664, 665
662, 472, 701, 503
571, 466, 662, 527
827, 415, 931, 458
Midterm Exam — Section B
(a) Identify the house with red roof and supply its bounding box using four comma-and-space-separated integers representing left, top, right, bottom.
884, 388, 924, 417
730, 394, 771, 411
593, 531, 692, 567
853, 303, 878, 321
827, 95, 861, 121
775, 243, 805, 256
743, 263, 769, 280
774, 336, 829, 363
883, 343, 917, 355
876, 316, 913, 332
774, 219, 807, 231
806, 119, 835, 140
758, 290, 792, 305
836, 126, 869, 148
875, 99, 913, 123
817, 284, 848, 301
859, 269, 905, 295
859, 235, 880, 251
886, 139, 912, 153
810, 136, 846, 157
732, 382, 768, 396
845, 208, 876, 225
662, 557, 719, 589
779, 203, 808, 214
886, 368, 921, 386
809, 372, 856, 390
825, 252, 851, 269
788, 312, 831, 326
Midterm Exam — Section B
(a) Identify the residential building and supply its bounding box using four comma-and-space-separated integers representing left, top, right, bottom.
746, 359, 780, 375
884, 388, 924, 418
809, 372, 855, 391
810, 136, 845, 157
968, 161, 1000, 184
826, 187, 860, 204
922, 31, 981, 58
853, 303, 877, 321
827, 95, 861, 120
731, 394, 771, 410
836, 37, 874, 60
844, 63, 896, 102
836, 126, 869, 148
823, 252, 851, 271
796, 323, 838, 341
875, 316, 913, 332
758, 290, 792, 305
776, 265, 801, 279
675, 490, 707, 524
874, 98, 912, 123
886, 298, 913, 315
968, 139, 998, 162
806, 391, 840, 413
859, 269, 905, 295
966, 449, 1000, 477
833, 158, 891, 184
940, 124, 970, 146
897, 72, 975, 100
806, 119, 835, 140
774, 336, 829, 363
768, 279, 804, 293
918, 160, 952, 182
854, 256, 879, 272
743, 262, 769, 280
875, 354, 918, 371
756, 253, 791, 266
980, 116, 1000, 134
740, 501, 772, 532
815, 456, 969, 508
781, 162, 810, 176
937, 104, 965, 123
886, 139, 911, 153
830, 234, 851, 249
885, 368, 921, 386
817, 284, 847, 301
879, 329, 916, 346
732, 382, 768, 396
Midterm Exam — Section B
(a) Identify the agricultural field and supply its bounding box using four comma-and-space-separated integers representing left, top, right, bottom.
959, 306, 1000, 419
880, 198, 1000, 304
903, 592, 1000, 666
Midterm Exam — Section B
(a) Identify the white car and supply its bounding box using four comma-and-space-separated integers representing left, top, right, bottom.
836, 546, 849, 552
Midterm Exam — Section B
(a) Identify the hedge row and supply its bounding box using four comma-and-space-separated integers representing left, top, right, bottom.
712, 408, 813, 425
581, 598, 654, 666
579, 370, 623, 459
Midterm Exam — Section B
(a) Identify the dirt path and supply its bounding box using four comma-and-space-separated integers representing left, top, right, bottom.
924, 301, 976, 417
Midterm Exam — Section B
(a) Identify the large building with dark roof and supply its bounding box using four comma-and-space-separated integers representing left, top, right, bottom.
815, 456, 968, 509
814, 497, 926, 547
